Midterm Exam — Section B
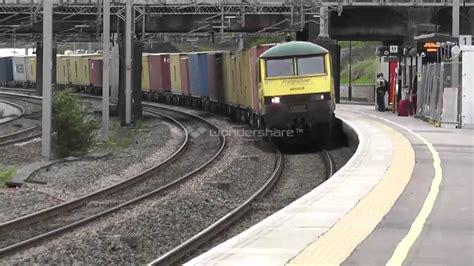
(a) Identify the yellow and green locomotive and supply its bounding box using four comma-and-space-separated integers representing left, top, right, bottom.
257, 41, 336, 134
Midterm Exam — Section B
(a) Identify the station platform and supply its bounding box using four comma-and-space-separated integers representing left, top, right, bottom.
185, 104, 474, 266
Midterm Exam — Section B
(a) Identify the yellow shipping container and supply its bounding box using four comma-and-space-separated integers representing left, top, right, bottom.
238, 49, 253, 109
222, 52, 237, 105
67, 54, 100, 86
25, 56, 36, 83
169, 53, 182, 95
142, 54, 150, 92
56, 55, 69, 85
66, 55, 82, 85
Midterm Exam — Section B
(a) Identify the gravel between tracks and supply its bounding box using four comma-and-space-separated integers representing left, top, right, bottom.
0, 113, 185, 224
1, 111, 279, 265
179, 145, 355, 263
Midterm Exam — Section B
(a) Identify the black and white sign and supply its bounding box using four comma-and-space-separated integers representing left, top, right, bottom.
459, 35, 472, 46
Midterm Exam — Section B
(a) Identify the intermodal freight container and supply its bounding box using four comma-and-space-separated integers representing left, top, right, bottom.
0, 57, 14, 82
56, 55, 69, 85
12, 56, 27, 82
250, 44, 274, 112
239, 49, 253, 109
25, 56, 36, 83
169, 53, 182, 95
188, 53, 208, 97
222, 52, 237, 105
180, 55, 190, 96
89, 58, 103, 87
148, 53, 171, 92
207, 53, 218, 101
141, 54, 150, 92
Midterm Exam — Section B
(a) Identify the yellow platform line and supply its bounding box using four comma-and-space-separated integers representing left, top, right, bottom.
288, 120, 415, 266
376, 117, 443, 266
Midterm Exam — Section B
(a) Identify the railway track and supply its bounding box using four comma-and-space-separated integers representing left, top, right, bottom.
148, 141, 283, 265
0, 99, 25, 125
0, 88, 36, 95
148, 145, 334, 265
0, 98, 226, 258
0, 94, 41, 147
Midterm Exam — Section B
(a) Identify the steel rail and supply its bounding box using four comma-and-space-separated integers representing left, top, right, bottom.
148, 142, 283, 266
321, 149, 335, 179
0, 99, 26, 125
0, 94, 41, 146
0, 126, 40, 147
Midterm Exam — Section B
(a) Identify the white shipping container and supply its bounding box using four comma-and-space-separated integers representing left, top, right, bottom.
12, 55, 27, 82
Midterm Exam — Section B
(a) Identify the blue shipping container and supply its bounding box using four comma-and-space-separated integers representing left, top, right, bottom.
188, 53, 208, 97
0, 57, 14, 82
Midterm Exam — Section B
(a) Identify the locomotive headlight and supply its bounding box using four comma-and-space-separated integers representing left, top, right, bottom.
320, 94, 325, 100
271, 97, 281, 104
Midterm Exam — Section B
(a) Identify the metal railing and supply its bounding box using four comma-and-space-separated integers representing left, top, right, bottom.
417, 61, 463, 127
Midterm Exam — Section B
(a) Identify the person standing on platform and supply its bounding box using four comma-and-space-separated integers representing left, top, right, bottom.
376, 73, 388, 112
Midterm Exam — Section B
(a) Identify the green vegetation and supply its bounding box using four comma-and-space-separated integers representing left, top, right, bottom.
339, 41, 380, 85
52, 90, 99, 158
93, 119, 147, 153
0, 166, 15, 187
341, 58, 376, 85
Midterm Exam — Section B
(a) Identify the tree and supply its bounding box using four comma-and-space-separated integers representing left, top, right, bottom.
52, 90, 99, 158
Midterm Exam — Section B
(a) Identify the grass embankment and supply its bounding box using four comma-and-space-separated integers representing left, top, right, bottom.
339, 41, 379, 85
340, 58, 376, 85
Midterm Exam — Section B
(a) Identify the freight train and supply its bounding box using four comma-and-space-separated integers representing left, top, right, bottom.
0, 41, 336, 142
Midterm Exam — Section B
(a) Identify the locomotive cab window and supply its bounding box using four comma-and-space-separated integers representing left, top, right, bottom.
266, 58, 294, 77
296, 55, 325, 75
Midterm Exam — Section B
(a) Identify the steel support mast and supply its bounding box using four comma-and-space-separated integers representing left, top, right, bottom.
124, 0, 133, 125
452, 0, 460, 97
102, 0, 110, 141
41, 0, 53, 159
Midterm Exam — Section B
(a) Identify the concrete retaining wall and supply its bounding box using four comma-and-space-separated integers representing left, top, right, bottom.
340, 85, 375, 103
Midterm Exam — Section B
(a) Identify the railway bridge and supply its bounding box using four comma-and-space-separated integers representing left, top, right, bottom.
0, 0, 472, 45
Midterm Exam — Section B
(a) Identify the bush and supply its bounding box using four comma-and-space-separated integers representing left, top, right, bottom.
0, 166, 15, 187
52, 90, 99, 158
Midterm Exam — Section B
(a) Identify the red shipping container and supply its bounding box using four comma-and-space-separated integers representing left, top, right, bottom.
207, 53, 218, 101
89, 58, 103, 87
180, 56, 190, 96
148, 54, 171, 92
250, 44, 274, 112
